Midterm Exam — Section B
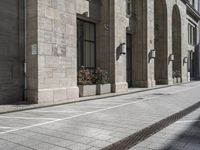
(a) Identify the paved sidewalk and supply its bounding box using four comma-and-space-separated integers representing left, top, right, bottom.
0, 82, 199, 150
0, 84, 175, 114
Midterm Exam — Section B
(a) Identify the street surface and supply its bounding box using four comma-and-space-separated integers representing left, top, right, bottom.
0, 82, 200, 150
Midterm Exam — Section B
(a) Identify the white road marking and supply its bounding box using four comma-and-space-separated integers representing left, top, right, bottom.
0, 96, 160, 135
0, 126, 16, 129
0, 116, 57, 120
0, 84, 199, 135
30, 110, 85, 113
176, 120, 200, 124
169, 85, 199, 94
58, 105, 104, 108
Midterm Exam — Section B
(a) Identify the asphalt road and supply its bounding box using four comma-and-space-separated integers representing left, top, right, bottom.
0, 82, 200, 150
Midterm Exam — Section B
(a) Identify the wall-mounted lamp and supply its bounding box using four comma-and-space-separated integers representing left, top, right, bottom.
169, 54, 175, 61
150, 49, 156, 59
183, 57, 188, 63
120, 43, 126, 55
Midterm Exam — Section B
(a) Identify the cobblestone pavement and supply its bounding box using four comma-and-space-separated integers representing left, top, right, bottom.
0, 82, 200, 150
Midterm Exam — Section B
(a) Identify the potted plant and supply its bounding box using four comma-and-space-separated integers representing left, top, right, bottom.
173, 70, 181, 83
78, 66, 96, 97
95, 67, 111, 95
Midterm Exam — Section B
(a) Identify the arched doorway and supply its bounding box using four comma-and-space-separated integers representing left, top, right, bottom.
172, 5, 182, 83
154, 0, 168, 85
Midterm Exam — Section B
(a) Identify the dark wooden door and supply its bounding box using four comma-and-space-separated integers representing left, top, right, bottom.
126, 34, 133, 87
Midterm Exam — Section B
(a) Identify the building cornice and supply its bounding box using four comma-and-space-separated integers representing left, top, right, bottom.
181, 0, 200, 21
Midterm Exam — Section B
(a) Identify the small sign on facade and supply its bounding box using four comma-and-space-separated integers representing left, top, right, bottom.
31, 44, 38, 55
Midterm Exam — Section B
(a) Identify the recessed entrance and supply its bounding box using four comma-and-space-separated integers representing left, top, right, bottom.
126, 33, 133, 87
154, 0, 168, 85
0, 0, 25, 104
172, 5, 182, 82
188, 51, 195, 80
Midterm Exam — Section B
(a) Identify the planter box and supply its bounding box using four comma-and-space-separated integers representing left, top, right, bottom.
177, 77, 181, 83
173, 77, 181, 83
173, 78, 176, 83
96, 84, 111, 95
78, 85, 97, 97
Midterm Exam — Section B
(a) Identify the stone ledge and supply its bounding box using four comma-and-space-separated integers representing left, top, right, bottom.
111, 82, 128, 93
36, 87, 79, 104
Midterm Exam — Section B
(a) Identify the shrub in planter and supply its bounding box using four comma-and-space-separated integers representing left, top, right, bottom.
78, 66, 96, 97
78, 66, 94, 85
95, 67, 111, 95
95, 67, 109, 84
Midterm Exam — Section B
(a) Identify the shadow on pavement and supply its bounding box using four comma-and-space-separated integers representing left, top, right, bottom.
161, 116, 200, 150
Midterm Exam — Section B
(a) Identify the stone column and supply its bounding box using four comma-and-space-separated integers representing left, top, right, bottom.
26, 0, 38, 102
26, 0, 79, 104
179, 4, 189, 83
112, 0, 129, 92
96, 1, 111, 72
166, 4, 174, 85
132, 0, 155, 88
97, 0, 128, 93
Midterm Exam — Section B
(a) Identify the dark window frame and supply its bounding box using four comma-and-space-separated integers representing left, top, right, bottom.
188, 23, 197, 46
77, 19, 96, 71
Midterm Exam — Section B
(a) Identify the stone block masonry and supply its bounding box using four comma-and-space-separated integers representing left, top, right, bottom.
26, 0, 79, 103
0, 0, 199, 104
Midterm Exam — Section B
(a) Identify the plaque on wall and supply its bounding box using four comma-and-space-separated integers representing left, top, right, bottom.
31, 44, 38, 55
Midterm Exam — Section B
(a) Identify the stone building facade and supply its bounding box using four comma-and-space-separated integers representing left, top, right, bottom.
0, 0, 199, 104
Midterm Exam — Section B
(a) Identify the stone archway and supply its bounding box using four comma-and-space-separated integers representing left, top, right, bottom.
172, 5, 182, 82
154, 0, 168, 85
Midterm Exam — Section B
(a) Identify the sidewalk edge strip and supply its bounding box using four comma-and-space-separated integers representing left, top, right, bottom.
0, 82, 195, 115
